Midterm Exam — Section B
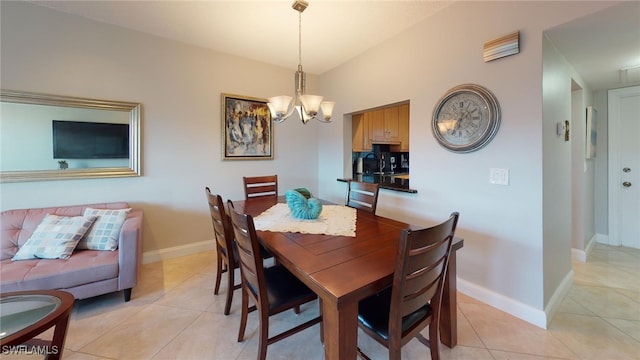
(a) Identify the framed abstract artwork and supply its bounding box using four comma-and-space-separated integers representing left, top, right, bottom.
221, 93, 273, 160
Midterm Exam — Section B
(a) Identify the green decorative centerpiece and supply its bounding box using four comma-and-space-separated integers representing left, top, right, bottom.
285, 187, 323, 219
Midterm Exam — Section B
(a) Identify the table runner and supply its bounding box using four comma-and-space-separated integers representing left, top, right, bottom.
253, 203, 356, 237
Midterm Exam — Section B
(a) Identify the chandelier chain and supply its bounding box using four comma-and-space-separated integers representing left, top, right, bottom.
298, 10, 302, 68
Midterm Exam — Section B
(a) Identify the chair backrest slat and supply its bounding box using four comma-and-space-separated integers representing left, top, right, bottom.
243, 175, 278, 200
391, 212, 459, 320
206, 187, 234, 260
346, 180, 380, 213
227, 200, 267, 308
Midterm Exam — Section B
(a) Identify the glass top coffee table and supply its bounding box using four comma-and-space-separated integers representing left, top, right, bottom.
1, 290, 74, 360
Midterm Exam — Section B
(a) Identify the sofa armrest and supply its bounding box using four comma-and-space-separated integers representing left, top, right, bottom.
118, 209, 143, 293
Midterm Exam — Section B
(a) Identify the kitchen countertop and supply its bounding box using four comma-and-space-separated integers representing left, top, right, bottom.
337, 173, 417, 193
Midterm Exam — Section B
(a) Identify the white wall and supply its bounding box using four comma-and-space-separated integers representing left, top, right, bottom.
0, 0, 617, 328
573, 84, 597, 257
542, 35, 573, 315
594, 90, 609, 238
317, 1, 616, 327
0, 1, 321, 255
571, 86, 586, 253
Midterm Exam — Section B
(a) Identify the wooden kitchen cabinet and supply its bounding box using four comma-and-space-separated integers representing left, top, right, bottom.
383, 106, 401, 142
352, 113, 371, 152
353, 103, 409, 152
367, 109, 386, 143
370, 108, 400, 144
391, 103, 410, 152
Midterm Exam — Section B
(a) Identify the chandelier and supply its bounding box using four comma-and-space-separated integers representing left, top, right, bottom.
267, 0, 335, 124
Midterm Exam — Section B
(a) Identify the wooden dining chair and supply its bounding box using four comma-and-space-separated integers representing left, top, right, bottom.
205, 187, 273, 315
227, 200, 322, 360
346, 180, 380, 214
356, 212, 459, 360
205, 187, 241, 315
243, 175, 278, 200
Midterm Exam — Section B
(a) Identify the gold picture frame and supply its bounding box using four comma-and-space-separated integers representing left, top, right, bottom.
221, 93, 273, 160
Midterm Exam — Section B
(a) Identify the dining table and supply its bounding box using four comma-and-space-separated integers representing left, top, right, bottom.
234, 196, 463, 360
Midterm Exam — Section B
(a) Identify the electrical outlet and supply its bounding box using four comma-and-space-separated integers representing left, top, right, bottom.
490, 168, 509, 185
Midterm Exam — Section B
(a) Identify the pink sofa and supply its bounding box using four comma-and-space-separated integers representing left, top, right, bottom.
0, 202, 142, 301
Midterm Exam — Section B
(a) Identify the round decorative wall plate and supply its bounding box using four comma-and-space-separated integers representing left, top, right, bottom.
432, 84, 501, 153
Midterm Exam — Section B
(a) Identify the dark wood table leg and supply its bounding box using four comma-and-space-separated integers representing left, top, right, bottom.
322, 299, 358, 360
47, 306, 72, 360
440, 250, 458, 348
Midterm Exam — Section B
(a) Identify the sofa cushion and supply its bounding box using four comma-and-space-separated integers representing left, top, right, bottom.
1, 202, 129, 261
0, 249, 119, 293
79, 208, 131, 251
12, 214, 97, 260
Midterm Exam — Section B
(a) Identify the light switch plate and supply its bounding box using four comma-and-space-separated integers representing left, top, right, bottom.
490, 168, 509, 185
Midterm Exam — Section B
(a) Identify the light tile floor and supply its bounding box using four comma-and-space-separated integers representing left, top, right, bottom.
10, 243, 640, 359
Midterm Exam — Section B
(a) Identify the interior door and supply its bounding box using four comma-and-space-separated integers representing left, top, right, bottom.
608, 86, 640, 248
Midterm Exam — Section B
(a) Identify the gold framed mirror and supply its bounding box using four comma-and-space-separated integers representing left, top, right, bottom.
0, 90, 141, 183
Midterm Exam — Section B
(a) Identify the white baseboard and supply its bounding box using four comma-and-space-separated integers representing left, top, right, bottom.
586, 234, 597, 256
571, 248, 587, 263
458, 269, 574, 330
543, 270, 574, 328
596, 233, 609, 245
142, 240, 215, 264
458, 279, 548, 329
572, 234, 597, 262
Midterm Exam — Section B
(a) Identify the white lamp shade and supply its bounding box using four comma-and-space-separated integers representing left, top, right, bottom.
266, 102, 277, 118
320, 101, 335, 120
268, 96, 293, 116
299, 94, 323, 115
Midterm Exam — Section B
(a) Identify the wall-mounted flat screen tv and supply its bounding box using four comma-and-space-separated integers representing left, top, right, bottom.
52, 120, 129, 159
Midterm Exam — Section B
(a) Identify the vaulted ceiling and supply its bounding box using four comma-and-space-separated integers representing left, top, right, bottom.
30, 0, 453, 74
30, 1, 640, 91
